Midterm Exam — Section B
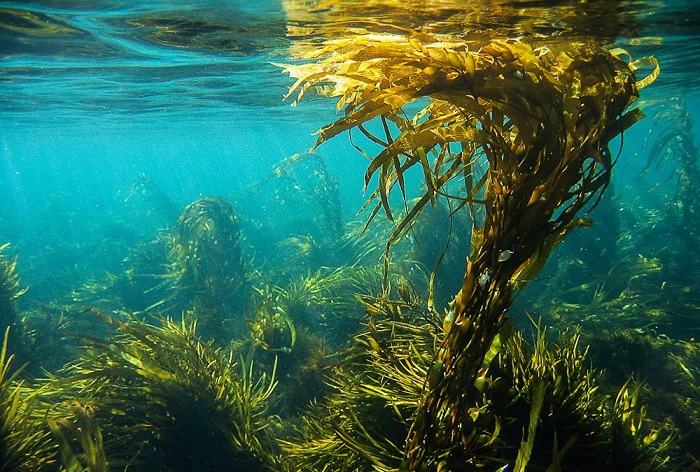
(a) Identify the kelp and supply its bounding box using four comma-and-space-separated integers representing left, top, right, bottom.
118, 173, 180, 237
282, 289, 677, 471
586, 331, 700, 464
281, 32, 658, 468
249, 153, 343, 242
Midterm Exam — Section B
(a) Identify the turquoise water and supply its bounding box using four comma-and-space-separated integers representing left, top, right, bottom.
2, 0, 698, 304
2, 1, 700, 470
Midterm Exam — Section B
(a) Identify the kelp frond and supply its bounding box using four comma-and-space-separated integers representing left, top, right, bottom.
281, 35, 656, 259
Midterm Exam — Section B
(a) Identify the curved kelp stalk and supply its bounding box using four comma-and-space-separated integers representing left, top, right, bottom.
280, 33, 658, 469
60, 310, 281, 471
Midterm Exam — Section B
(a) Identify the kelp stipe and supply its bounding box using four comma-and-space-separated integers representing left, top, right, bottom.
281, 32, 658, 469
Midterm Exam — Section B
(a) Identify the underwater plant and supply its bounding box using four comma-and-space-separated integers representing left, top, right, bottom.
248, 289, 297, 354
281, 293, 434, 471
0, 244, 27, 337
243, 152, 350, 276
48, 401, 108, 472
57, 310, 282, 471
0, 328, 57, 472
281, 32, 658, 468
281, 287, 678, 471
166, 197, 249, 343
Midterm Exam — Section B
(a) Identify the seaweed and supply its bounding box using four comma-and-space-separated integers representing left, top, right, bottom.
281, 31, 658, 468
0, 243, 26, 334
54, 310, 281, 471
281, 289, 677, 471
166, 197, 249, 343
0, 328, 57, 472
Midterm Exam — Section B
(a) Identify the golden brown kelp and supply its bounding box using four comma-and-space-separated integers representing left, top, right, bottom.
281, 290, 677, 471
0, 328, 57, 472
58, 310, 281, 471
167, 197, 248, 342
248, 289, 297, 354
281, 32, 657, 468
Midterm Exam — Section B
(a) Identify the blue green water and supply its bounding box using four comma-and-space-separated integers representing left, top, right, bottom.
1, 1, 697, 304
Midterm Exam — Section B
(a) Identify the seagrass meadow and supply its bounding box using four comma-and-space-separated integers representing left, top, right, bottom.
1, 1, 699, 471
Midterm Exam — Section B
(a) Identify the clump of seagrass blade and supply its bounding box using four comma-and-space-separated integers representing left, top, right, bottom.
0, 328, 56, 472
53, 310, 281, 471
165, 197, 248, 343
280, 32, 658, 469
0, 244, 27, 344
